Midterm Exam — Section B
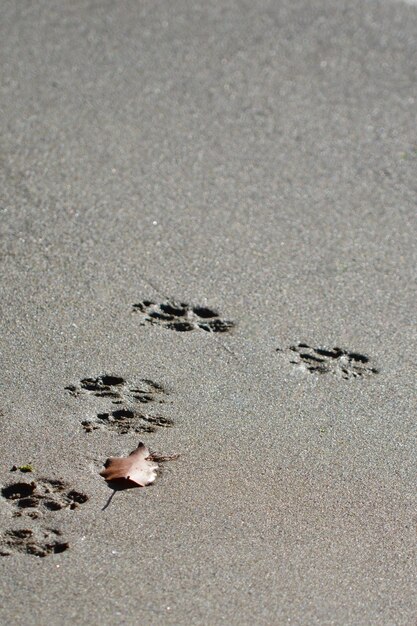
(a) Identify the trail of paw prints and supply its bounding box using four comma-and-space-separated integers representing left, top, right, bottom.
65, 374, 174, 434
132, 300, 235, 333
0, 478, 88, 557
278, 343, 379, 379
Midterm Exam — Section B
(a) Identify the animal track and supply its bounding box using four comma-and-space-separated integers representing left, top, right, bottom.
66, 374, 174, 434
279, 343, 379, 379
1, 479, 88, 518
0, 479, 87, 557
0, 527, 68, 557
82, 409, 173, 434
65, 375, 165, 404
132, 300, 235, 333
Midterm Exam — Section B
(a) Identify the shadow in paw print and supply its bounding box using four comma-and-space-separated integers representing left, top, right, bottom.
66, 374, 173, 434
1, 480, 88, 518
0, 528, 69, 557
132, 300, 235, 333
279, 343, 379, 379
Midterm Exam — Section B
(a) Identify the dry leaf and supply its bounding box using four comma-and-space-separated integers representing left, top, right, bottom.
100, 442, 158, 488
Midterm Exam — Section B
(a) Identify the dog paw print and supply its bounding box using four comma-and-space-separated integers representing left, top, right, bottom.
0, 528, 69, 557
82, 408, 173, 435
65, 375, 165, 404
66, 374, 173, 434
1, 480, 88, 518
279, 343, 379, 379
132, 300, 235, 333
0, 479, 87, 557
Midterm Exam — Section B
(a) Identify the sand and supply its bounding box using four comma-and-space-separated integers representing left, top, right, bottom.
0, 0, 416, 624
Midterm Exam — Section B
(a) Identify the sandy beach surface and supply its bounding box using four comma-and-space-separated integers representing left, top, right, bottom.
1, 1, 416, 624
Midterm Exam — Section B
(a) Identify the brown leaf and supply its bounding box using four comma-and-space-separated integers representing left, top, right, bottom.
100, 442, 158, 488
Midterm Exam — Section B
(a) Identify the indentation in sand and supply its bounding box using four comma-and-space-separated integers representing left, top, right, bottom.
132, 300, 235, 333
278, 343, 379, 379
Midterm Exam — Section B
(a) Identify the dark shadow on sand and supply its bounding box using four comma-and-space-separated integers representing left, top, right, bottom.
101, 478, 145, 511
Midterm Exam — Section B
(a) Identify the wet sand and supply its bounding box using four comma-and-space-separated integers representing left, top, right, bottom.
0, 1, 416, 624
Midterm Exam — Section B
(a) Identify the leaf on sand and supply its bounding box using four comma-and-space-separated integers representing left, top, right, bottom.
100, 442, 158, 488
